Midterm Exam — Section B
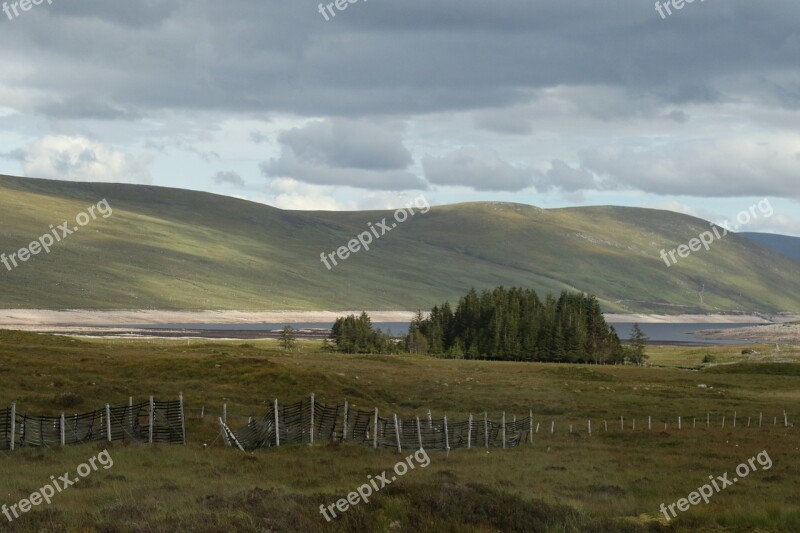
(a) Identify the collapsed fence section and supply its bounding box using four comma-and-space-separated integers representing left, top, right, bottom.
221, 395, 525, 453
0, 395, 186, 451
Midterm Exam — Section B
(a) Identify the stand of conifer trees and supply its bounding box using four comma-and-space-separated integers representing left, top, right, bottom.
405, 287, 624, 363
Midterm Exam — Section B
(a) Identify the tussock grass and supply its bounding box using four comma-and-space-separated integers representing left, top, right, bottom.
1, 331, 799, 531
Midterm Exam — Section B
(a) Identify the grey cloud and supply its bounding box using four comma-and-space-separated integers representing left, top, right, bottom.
0, 148, 27, 161
213, 171, 246, 187
422, 149, 533, 192
261, 119, 423, 190
580, 139, 800, 198
278, 120, 413, 171
37, 96, 141, 121
537, 160, 597, 192
3, 0, 799, 119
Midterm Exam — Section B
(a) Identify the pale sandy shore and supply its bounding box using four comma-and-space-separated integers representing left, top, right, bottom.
0, 309, 417, 329
695, 323, 800, 343
0, 309, 795, 333
603, 313, 793, 324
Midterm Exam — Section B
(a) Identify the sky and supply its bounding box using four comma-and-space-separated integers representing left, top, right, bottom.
0, 0, 798, 235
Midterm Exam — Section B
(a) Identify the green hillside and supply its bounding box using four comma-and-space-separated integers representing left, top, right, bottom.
1, 174, 799, 313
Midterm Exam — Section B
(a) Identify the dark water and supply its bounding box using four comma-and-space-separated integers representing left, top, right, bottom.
101, 321, 759, 344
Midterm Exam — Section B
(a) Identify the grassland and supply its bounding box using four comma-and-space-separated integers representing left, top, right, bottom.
2, 174, 800, 313
1, 331, 799, 532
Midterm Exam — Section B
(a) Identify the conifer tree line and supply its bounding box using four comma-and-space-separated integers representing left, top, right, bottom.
405, 287, 625, 363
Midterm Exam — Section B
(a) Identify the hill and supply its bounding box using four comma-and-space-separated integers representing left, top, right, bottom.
1, 174, 799, 313
740, 232, 800, 262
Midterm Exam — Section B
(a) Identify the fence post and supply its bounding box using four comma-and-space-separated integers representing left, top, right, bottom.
394, 414, 402, 453
416, 416, 423, 450
648, 416, 651, 431
678, 416, 681, 430
223, 403, 227, 424
529, 409, 533, 444
310, 393, 315, 445
484, 412, 489, 449
444, 415, 450, 452
632, 419, 635, 431
551, 420, 555, 434
9, 403, 15, 451
179, 392, 186, 445
468, 414, 473, 449
784, 410, 788, 428
343, 400, 349, 441
604, 419, 607, 432
427, 409, 432, 429
620, 416, 623, 431
707, 413, 710, 428
759, 412, 762, 427
60, 413, 65, 447
733, 411, 736, 428
274, 399, 280, 447
588, 420, 592, 436
722, 416, 725, 428
373, 408, 378, 449
502, 412, 506, 449
128, 396, 134, 437
106, 404, 113, 443
148, 396, 154, 444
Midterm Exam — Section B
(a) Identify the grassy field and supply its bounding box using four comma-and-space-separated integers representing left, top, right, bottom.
3, 174, 800, 313
1, 331, 799, 532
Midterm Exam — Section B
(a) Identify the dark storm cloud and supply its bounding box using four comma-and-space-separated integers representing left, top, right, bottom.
1, 0, 798, 119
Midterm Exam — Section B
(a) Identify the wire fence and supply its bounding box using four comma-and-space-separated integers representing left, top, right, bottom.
2, 393, 794, 454
217, 395, 796, 453
0, 395, 185, 451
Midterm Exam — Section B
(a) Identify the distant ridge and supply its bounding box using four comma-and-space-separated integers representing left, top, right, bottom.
740, 232, 800, 262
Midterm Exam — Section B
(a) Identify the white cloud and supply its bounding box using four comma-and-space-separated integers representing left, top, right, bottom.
22, 135, 153, 183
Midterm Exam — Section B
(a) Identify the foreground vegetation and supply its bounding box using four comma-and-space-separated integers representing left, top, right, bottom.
1, 330, 799, 532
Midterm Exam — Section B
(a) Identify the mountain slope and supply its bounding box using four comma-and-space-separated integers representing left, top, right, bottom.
1, 174, 799, 313
740, 232, 800, 262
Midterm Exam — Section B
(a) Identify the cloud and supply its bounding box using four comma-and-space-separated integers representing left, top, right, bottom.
264, 178, 351, 211
20, 135, 153, 183
261, 119, 425, 190
422, 148, 533, 191
249, 130, 269, 144
213, 171, 245, 187
581, 135, 800, 198
37, 96, 141, 121
536, 160, 597, 193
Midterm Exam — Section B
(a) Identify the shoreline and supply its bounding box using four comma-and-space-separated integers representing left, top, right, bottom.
0, 309, 793, 329
0, 309, 795, 340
